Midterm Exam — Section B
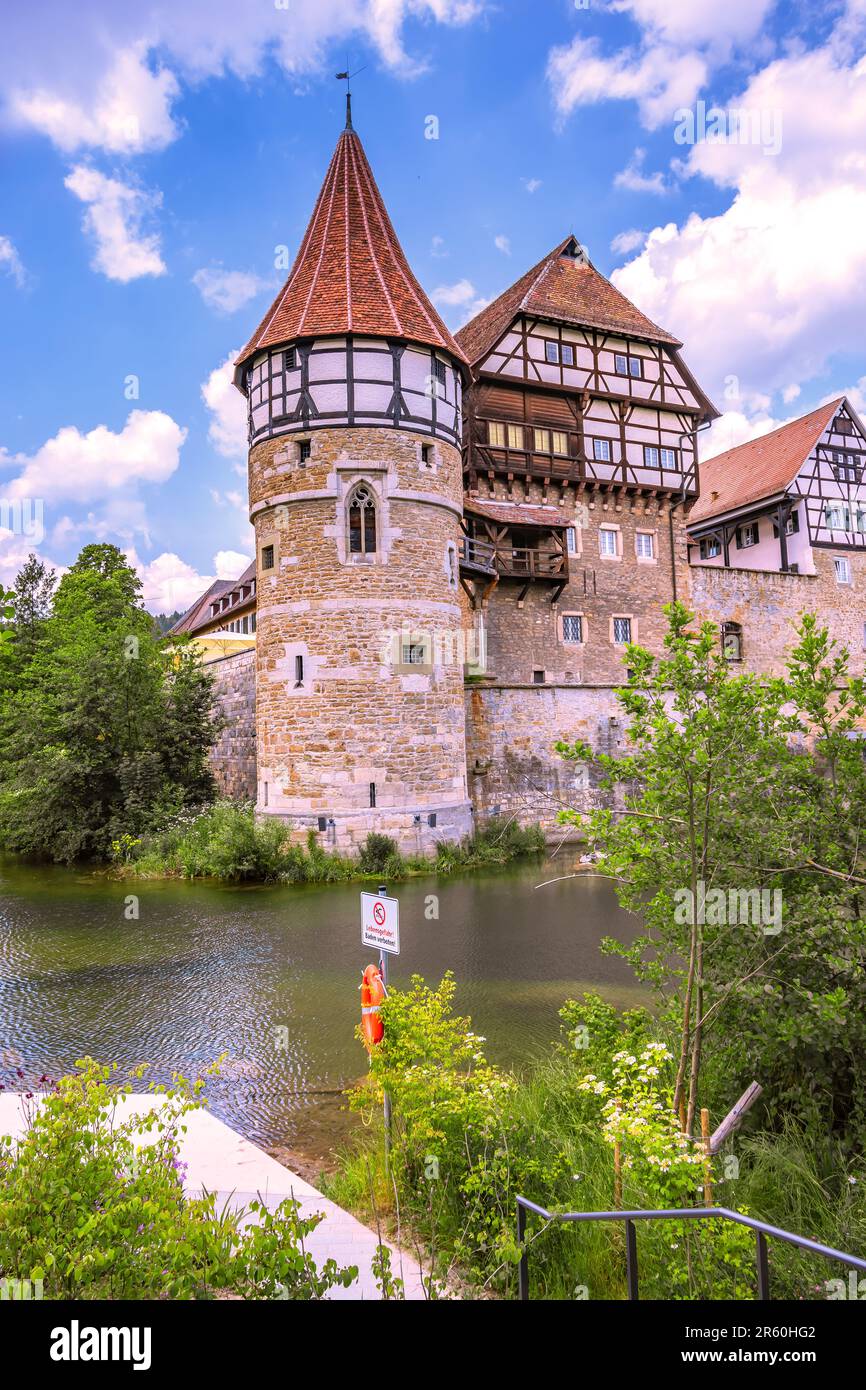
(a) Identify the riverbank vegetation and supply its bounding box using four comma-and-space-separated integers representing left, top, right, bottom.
0, 546, 545, 883
329, 605, 866, 1298
0, 547, 221, 863
0, 1058, 357, 1300
112, 802, 545, 884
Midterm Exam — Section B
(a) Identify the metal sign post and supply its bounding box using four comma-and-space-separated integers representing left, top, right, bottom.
360, 885, 400, 1168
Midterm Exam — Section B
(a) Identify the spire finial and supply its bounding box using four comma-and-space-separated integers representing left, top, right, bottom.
336, 63, 365, 131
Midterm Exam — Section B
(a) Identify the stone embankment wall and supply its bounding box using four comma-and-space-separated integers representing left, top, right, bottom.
206, 648, 257, 802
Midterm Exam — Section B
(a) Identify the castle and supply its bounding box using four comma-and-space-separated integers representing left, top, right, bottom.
174, 110, 866, 849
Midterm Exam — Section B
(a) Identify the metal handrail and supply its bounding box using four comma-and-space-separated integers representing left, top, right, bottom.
515, 1198, 866, 1301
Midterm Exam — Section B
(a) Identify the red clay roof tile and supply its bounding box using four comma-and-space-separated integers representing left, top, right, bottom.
236, 126, 464, 368
689, 398, 844, 525
455, 237, 681, 365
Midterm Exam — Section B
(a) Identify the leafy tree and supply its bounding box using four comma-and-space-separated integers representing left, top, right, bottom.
11, 553, 56, 660
0, 544, 221, 862
558, 603, 866, 1143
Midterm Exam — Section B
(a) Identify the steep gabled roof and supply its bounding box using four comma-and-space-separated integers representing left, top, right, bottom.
170, 579, 233, 635
689, 398, 845, 526
235, 121, 464, 376
455, 236, 681, 366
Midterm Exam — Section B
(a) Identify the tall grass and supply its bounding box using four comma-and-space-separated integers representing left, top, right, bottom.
117, 803, 546, 884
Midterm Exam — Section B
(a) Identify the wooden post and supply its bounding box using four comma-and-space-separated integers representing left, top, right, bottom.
679, 1094, 687, 1134
701, 1107, 713, 1206
708, 1081, 763, 1154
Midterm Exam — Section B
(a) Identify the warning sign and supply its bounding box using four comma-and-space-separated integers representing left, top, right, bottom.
361, 892, 400, 954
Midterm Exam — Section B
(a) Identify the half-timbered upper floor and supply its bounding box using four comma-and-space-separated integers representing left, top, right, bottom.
455, 238, 716, 502
687, 396, 866, 580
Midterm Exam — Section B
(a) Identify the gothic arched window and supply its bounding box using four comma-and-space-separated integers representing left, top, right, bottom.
348, 485, 377, 554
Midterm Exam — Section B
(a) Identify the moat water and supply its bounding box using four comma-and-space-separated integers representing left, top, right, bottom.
0, 854, 643, 1163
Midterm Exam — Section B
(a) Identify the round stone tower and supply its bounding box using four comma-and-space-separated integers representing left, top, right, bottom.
233, 108, 472, 853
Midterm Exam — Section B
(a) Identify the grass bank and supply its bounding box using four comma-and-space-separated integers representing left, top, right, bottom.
110, 801, 545, 885
324, 981, 866, 1301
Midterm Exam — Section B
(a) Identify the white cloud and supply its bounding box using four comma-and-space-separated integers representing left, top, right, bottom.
494, 234, 511, 255
64, 166, 165, 282
192, 266, 272, 314
130, 545, 251, 614
431, 278, 490, 324
614, 148, 669, 195
700, 409, 783, 462
431, 279, 478, 306
214, 549, 252, 579
611, 35, 866, 403
611, 0, 775, 50
2, 4, 487, 155
0, 236, 26, 287
0, 528, 62, 587
547, 35, 706, 129
782, 383, 801, 404
610, 229, 646, 256
523, 178, 542, 194
430, 235, 447, 258
201, 351, 247, 460
130, 550, 213, 614
10, 44, 180, 155
1, 410, 186, 506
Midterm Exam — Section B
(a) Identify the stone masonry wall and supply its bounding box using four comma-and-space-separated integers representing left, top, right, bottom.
207, 648, 257, 801
250, 425, 473, 853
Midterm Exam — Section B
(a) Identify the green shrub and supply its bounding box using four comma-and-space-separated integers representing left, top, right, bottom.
358, 832, 403, 875
0, 1058, 357, 1300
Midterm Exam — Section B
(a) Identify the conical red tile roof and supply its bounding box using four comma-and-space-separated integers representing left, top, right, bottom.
236, 124, 464, 370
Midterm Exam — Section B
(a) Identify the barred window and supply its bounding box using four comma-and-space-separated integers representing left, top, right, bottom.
260, 544, 274, 570
562, 614, 583, 643
613, 617, 632, 644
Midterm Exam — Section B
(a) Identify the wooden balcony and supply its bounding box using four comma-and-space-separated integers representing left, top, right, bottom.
459, 534, 496, 576
495, 546, 567, 581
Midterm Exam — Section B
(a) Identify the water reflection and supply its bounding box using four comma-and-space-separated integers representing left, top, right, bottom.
0, 855, 642, 1153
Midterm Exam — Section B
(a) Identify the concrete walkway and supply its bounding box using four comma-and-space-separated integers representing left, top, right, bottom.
0, 1093, 429, 1300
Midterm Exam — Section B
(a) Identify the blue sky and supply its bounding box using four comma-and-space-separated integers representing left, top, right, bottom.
1, 0, 865, 612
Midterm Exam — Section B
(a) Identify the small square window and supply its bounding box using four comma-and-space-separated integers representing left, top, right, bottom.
532, 669, 546, 684
660, 447, 676, 468
835, 557, 852, 584
402, 642, 428, 665
737, 522, 758, 548
561, 344, 574, 366
551, 430, 568, 455
565, 526, 578, 554
562, 614, 583, 643
636, 532, 654, 560
613, 617, 632, 645
533, 428, 549, 452
544, 341, 559, 364
507, 423, 523, 449
434, 358, 447, 386
628, 357, 642, 377
260, 544, 275, 570
600, 528, 618, 558
285, 347, 297, 371
488, 421, 505, 447
644, 445, 660, 468
299, 440, 311, 462
722, 623, 743, 661
826, 505, 850, 531
614, 353, 628, 375
593, 438, 612, 462
699, 537, 721, 560
421, 443, 433, 466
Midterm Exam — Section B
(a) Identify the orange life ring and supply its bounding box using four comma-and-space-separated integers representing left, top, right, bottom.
360, 963, 386, 1051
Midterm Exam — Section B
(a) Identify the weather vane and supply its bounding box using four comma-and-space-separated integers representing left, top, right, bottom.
335, 60, 367, 129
